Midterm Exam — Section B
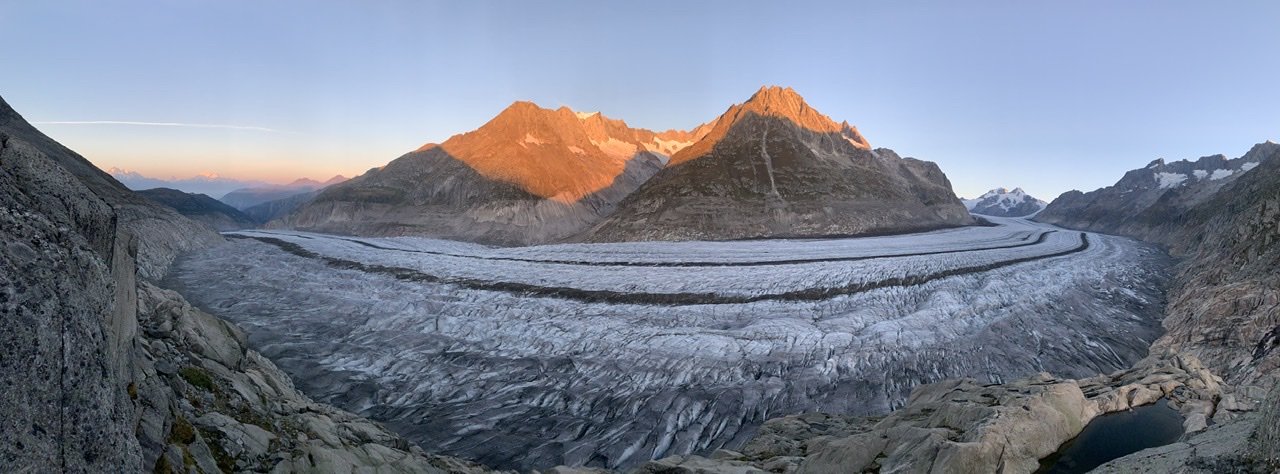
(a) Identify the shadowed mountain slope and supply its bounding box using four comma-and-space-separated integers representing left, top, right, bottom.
137, 188, 258, 231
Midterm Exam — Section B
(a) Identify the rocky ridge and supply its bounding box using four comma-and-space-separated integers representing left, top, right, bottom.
0, 94, 497, 473
1035, 141, 1278, 241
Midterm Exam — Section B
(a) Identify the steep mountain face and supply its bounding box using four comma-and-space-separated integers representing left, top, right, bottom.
1036, 142, 1278, 241
138, 188, 258, 231
278, 102, 696, 245
219, 175, 347, 210
1149, 144, 1280, 389
962, 187, 1046, 217
0, 95, 495, 473
584, 86, 973, 241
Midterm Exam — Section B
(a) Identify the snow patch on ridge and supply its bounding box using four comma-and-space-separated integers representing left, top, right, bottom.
1155, 172, 1188, 189
649, 137, 693, 156
591, 137, 638, 161
522, 133, 545, 146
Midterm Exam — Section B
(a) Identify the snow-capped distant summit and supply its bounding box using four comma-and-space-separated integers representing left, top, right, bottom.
963, 187, 1047, 217
108, 168, 272, 197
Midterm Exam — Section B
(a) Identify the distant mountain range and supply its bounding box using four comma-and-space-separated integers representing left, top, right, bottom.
108, 168, 272, 198
278, 86, 974, 244
107, 168, 346, 205
219, 175, 347, 210
962, 187, 1047, 217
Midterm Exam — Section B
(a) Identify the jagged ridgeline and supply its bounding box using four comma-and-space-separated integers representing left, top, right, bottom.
277, 86, 974, 245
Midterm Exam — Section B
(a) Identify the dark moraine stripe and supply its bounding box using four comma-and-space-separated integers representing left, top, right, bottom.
229, 232, 1090, 306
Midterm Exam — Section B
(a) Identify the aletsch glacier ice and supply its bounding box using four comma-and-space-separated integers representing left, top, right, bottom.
167, 217, 1172, 471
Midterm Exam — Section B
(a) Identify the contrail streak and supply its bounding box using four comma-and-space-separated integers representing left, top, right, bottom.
32, 120, 279, 133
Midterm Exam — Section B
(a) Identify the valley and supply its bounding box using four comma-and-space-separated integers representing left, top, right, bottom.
167, 218, 1172, 471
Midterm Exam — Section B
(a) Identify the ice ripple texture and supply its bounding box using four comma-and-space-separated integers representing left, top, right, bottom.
168, 217, 1173, 471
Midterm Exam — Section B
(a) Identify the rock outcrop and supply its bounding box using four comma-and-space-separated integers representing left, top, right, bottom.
133, 282, 496, 473
139, 187, 259, 231
611, 354, 1231, 474
584, 86, 974, 242
0, 94, 496, 473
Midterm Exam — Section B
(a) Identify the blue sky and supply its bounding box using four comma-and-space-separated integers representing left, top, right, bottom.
2, 1, 1277, 198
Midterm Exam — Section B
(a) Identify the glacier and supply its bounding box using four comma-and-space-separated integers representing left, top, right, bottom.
166, 217, 1173, 471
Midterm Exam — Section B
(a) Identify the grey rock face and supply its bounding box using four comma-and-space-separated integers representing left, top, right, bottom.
1, 98, 145, 472
1, 94, 499, 473
0, 96, 222, 281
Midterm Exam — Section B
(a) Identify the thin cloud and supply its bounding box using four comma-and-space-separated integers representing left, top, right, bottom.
33, 120, 281, 133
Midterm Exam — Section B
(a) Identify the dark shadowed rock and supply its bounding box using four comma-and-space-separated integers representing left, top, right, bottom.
138, 187, 258, 231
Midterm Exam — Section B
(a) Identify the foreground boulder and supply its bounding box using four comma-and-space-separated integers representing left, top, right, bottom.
608, 354, 1236, 474
134, 283, 495, 473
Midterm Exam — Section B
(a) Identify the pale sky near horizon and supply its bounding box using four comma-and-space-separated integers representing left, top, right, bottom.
2, 1, 1278, 198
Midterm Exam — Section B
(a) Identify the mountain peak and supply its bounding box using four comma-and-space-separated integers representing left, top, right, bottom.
734, 86, 863, 144
746, 85, 804, 104
965, 187, 1047, 217
741, 86, 818, 120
